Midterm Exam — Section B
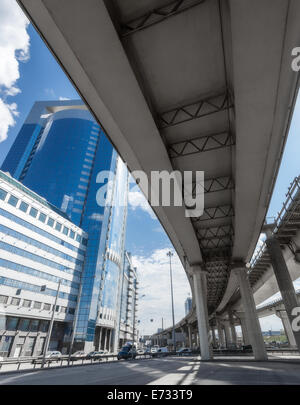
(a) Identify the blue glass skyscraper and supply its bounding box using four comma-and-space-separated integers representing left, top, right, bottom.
1, 100, 132, 352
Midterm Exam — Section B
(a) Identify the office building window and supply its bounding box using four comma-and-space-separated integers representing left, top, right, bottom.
44, 303, 51, 311
47, 217, 54, 227
0, 295, 8, 304
0, 188, 7, 201
11, 297, 20, 306
22, 299, 31, 308
39, 320, 49, 332
24, 337, 35, 356
19, 201, 29, 213
70, 230, 75, 239
68, 308, 75, 315
55, 222, 62, 232
33, 301, 42, 309
8, 195, 18, 207
63, 226, 69, 236
30, 319, 39, 332
60, 306, 67, 313
6, 317, 18, 330
29, 207, 38, 218
19, 318, 30, 331
38, 212, 46, 223
0, 335, 13, 356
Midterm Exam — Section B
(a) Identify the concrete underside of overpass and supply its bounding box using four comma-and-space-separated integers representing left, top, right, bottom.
18, 0, 300, 318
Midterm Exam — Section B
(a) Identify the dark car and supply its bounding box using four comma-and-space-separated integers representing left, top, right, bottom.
117, 345, 136, 360
177, 348, 192, 356
242, 344, 253, 353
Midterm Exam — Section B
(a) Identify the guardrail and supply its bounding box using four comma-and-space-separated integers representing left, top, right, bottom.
250, 176, 300, 269
0, 353, 154, 373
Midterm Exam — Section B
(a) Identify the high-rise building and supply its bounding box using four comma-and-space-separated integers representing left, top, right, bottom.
118, 252, 139, 347
185, 297, 192, 316
0, 170, 87, 357
1, 100, 137, 353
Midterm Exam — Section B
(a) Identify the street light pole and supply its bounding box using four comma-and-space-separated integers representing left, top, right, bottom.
41, 279, 61, 368
133, 294, 145, 347
167, 251, 176, 352
68, 280, 83, 365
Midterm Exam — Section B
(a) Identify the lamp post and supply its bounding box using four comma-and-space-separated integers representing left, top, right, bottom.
167, 251, 176, 352
41, 279, 61, 368
133, 294, 145, 346
68, 280, 83, 365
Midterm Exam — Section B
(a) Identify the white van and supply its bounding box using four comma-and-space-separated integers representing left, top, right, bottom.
153, 347, 168, 357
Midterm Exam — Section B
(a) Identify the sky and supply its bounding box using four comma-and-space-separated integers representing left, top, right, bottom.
1, 0, 300, 335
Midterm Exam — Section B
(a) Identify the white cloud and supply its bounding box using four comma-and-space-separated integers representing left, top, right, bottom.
128, 189, 157, 220
132, 248, 191, 336
0, 99, 17, 142
0, 0, 30, 142
59, 96, 70, 101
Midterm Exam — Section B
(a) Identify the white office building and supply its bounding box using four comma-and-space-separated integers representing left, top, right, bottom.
0, 171, 87, 358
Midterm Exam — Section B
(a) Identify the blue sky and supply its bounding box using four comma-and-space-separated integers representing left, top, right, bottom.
1, 0, 300, 335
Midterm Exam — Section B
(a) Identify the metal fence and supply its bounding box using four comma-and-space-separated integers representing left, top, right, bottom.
0, 353, 154, 373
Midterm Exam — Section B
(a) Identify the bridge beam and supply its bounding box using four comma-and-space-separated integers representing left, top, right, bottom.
232, 264, 268, 360
191, 265, 212, 360
265, 229, 300, 352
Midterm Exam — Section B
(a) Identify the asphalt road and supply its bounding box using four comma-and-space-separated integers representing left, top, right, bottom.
1, 356, 300, 385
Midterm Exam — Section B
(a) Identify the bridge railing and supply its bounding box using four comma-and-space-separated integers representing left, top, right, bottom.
250, 176, 300, 270
256, 288, 300, 312
0, 353, 154, 373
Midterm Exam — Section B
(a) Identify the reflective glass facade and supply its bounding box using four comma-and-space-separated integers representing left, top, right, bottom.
1, 101, 130, 350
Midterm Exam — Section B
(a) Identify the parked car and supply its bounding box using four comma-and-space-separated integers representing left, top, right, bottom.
45, 351, 62, 359
242, 344, 253, 353
177, 348, 192, 356
32, 351, 62, 364
136, 349, 145, 355
150, 347, 158, 353
86, 351, 105, 360
152, 347, 169, 357
70, 351, 86, 361
117, 344, 136, 360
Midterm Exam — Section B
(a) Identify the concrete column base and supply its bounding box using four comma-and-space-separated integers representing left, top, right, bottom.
233, 264, 268, 361
191, 265, 213, 360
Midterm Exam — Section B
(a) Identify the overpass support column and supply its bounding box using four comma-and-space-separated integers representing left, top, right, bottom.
191, 265, 212, 360
276, 310, 297, 348
180, 327, 185, 348
211, 325, 217, 347
233, 264, 268, 360
217, 320, 225, 348
265, 230, 300, 351
188, 325, 192, 348
229, 310, 237, 345
223, 321, 232, 347
237, 312, 250, 345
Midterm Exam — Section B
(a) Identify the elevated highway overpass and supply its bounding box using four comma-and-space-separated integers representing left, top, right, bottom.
152, 177, 300, 350
17, 0, 300, 360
